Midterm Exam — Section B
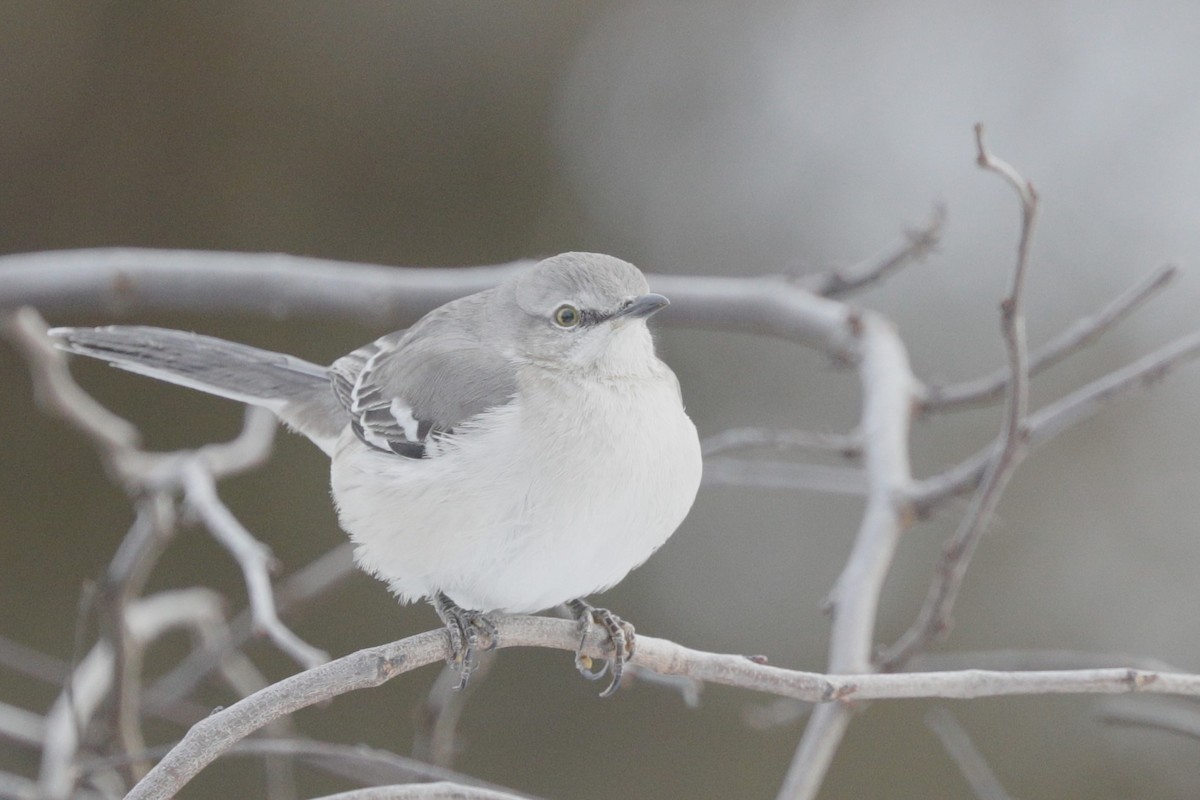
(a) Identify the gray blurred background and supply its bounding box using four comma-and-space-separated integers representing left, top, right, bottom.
3, 2, 1200, 798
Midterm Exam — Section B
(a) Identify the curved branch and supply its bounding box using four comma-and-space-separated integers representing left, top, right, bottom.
878, 124, 1039, 669
0, 249, 857, 359
126, 616, 1200, 800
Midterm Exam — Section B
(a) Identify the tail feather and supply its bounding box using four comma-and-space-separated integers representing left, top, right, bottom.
49, 326, 347, 453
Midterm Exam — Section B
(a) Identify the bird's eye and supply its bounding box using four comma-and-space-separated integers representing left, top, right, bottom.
553, 304, 581, 328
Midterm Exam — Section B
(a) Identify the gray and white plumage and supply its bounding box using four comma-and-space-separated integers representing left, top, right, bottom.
49, 252, 703, 617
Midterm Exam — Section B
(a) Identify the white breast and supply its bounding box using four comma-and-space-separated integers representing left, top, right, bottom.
329, 363, 702, 613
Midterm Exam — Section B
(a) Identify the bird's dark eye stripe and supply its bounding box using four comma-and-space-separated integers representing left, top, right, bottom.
552, 306, 620, 328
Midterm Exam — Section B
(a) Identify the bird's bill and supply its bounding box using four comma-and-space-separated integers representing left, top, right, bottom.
614, 292, 670, 320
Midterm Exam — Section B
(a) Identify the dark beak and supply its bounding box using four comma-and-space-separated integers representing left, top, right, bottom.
615, 292, 670, 320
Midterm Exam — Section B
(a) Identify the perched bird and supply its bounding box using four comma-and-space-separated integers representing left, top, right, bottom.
50, 252, 703, 695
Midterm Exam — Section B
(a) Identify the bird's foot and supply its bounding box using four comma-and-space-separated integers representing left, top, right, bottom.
432, 592, 498, 690
568, 599, 635, 698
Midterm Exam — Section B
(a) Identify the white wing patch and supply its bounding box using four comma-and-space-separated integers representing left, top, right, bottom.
390, 398, 421, 441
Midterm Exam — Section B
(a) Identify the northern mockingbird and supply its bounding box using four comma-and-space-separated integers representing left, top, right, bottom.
50, 252, 703, 695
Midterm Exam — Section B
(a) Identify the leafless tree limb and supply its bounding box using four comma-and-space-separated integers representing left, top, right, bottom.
795, 204, 945, 297
878, 124, 1039, 670
918, 264, 1178, 413
144, 543, 355, 717
777, 310, 918, 800
701, 427, 862, 458
910, 328, 1200, 513
412, 657, 496, 768
38, 589, 226, 800
181, 459, 327, 669
1098, 699, 1200, 741
122, 616, 1200, 800
0, 636, 70, 685
925, 707, 1017, 800
701, 458, 867, 495
222, 739, 545, 799
0, 702, 45, 748
310, 783, 527, 800
911, 649, 1189, 674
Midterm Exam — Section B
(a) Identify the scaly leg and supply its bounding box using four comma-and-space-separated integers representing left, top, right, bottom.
567, 599, 636, 698
432, 592, 498, 690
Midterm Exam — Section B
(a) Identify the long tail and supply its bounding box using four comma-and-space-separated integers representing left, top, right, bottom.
49, 326, 348, 453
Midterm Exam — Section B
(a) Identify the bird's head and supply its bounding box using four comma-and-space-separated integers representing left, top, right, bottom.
500, 252, 669, 376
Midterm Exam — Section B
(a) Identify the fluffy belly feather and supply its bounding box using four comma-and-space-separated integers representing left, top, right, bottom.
330, 374, 702, 613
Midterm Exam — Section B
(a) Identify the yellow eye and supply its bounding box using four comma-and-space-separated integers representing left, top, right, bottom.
553, 304, 580, 328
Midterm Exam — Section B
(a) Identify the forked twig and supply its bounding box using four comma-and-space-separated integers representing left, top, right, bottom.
798, 204, 945, 297
920, 264, 1177, 413
878, 124, 1039, 670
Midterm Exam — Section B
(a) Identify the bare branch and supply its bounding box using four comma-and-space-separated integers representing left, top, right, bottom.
701, 458, 867, 495
911, 328, 1200, 513
0, 701, 45, 748
124, 617, 1200, 800
701, 427, 861, 458
0, 771, 107, 800
777, 312, 918, 800
925, 708, 1016, 800
912, 649, 1188, 674
412, 657, 496, 768
180, 460, 328, 670
919, 264, 1178, 413
144, 544, 355, 716
879, 125, 1039, 669
1099, 699, 1200, 741
0, 249, 531, 323
0, 636, 70, 685
37, 589, 231, 800
796, 204, 945, 297
2, 307, 141, 457
224, 739, 545, 800
310, 783, 527, 800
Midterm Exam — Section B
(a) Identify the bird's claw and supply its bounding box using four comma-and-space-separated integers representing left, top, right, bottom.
568, 599, 635, 698
433, 592, 497, 689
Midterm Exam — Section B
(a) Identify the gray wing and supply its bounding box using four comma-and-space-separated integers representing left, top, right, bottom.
330, 293, 517, 458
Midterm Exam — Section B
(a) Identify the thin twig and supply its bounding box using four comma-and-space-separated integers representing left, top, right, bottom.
797, 204, 945, 297
412, 656, 496, 768
925, 707, 1016, 800
2, 307, 141, 459
0, 701, 46, 747
911, 649, 1188, 674
701, 458, 867, 495
701, 427, 862, 458
124, 616, 1200, 800
180, 460, 328, 669
144, 543, 355, 716
919, 264, 1178, 413
910, 328, 1200, 513
1098, 699, 1200, 741
37, 590, 231, 800
878, 124, 1039, 670
309, 784, 527, 800
0, 636, 71, 685
225, 738, 546, 799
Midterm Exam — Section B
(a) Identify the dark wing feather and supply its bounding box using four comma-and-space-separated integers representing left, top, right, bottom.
329, 292, 517, 458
